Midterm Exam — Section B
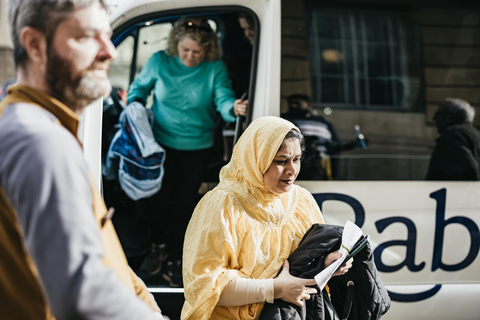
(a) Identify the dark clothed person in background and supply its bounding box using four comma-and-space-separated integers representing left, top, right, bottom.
238, 12, 255, 46
0, 0, 163, 319
426, 98, 480, 181
222, 12, 254, 98
282, 94, 360, 180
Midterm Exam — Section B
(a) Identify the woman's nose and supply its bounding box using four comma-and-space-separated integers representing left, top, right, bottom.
285, 162, 296, 176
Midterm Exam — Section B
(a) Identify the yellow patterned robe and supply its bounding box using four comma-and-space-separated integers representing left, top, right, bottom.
182, 116, 324, 320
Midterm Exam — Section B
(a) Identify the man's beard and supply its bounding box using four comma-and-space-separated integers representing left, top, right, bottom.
46, 49, 112, 113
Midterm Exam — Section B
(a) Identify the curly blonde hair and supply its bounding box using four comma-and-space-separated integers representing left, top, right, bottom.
166, 16, 222, 62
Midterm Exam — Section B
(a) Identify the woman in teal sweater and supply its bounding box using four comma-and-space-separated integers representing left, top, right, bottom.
126, 16, 247, 286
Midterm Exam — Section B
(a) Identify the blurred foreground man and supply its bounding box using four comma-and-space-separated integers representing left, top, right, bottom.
0, 0, 163, 319
426, 98, 480, 180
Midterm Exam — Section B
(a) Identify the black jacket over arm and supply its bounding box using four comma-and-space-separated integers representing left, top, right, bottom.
259, 224, 390, 320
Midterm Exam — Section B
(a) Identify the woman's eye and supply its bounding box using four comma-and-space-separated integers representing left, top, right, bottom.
275, 160, 287, 165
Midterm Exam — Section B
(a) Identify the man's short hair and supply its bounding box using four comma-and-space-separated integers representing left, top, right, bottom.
8, 0, 108, 69
441, 98, 475, 124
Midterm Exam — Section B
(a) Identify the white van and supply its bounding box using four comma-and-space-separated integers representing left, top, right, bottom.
79, 0, 480, 319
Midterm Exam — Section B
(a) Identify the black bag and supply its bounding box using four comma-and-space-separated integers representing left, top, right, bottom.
259, 224, 390, 320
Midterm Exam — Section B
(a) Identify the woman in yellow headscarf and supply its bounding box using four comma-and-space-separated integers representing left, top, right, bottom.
181, 116, 349, 320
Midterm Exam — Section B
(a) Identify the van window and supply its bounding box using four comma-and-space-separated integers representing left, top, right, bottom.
109, 35, 134, 100
306, 8, 421, 111
281, 1, 480, 181
136, 23, 173, 74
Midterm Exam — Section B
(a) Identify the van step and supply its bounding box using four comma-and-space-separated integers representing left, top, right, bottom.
150, 286, 185, 320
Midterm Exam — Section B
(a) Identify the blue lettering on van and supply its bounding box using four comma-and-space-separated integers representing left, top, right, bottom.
387, 285, 442, 302
312, 193, 365, 228
312, 188, 480, 303
374, 217, 425, 272
430, 188, 480, 271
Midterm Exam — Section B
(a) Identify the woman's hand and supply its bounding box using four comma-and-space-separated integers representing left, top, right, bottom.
324, 251, 354, 277
234, 99, 248, 117
273, 260, 318, 307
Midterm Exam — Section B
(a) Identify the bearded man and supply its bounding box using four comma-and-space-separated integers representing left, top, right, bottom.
0, 0, 163, 319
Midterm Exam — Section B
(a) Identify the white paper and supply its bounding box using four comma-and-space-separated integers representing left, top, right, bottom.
314, 220, 363, 290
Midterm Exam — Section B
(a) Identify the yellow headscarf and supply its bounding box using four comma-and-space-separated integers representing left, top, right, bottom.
181, 116, 324, 320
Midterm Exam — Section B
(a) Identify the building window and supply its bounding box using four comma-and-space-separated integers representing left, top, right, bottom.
306, 6, 421, 111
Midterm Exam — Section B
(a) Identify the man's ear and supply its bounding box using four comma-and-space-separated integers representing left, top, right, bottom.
19, 26, 47, 64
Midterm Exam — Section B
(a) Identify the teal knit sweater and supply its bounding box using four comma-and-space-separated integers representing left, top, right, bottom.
127, 51, 237, 150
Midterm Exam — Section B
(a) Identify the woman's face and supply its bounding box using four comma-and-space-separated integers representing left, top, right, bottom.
177, 36, 206, 68
263, 138, 302, 195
